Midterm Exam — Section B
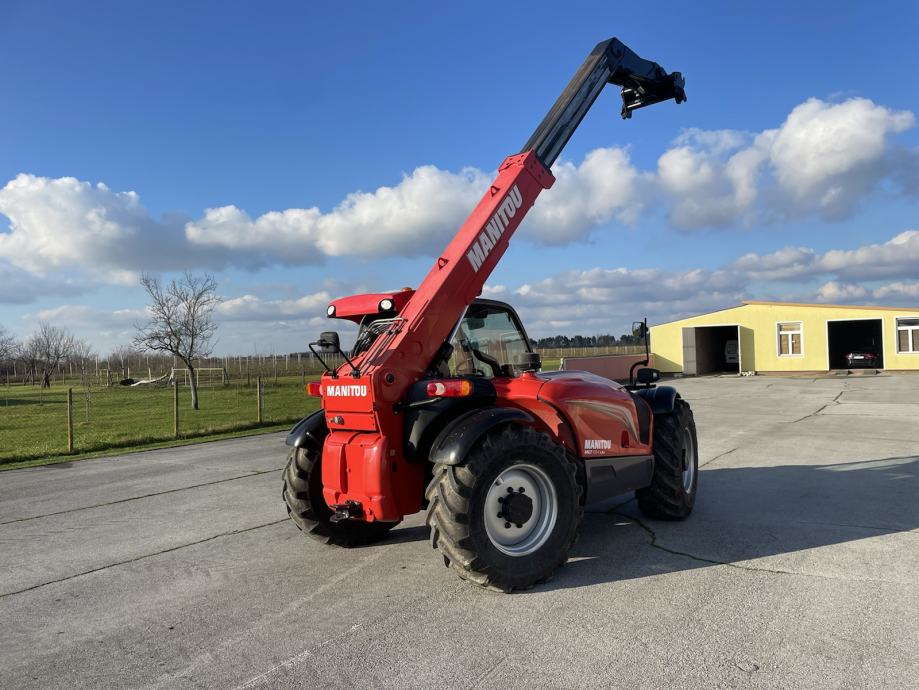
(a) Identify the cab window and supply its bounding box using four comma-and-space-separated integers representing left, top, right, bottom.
448, 304, 530, 378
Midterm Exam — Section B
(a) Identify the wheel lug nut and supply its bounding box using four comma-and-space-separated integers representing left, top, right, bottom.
518, 487, 525, 493
516, 523, 523, 528
507, 487, 513, 494
504, 522, 511, 529
497, 497, 504, 503
497, 512, 503, 518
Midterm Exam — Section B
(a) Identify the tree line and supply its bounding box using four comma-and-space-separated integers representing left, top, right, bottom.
0, 323, 175, 387
1, 272, 219, 411
534, 333, 644, 348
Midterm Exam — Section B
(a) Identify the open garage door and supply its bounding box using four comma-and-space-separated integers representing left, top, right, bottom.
682, 325, 740, 375
827, 319, 883, 370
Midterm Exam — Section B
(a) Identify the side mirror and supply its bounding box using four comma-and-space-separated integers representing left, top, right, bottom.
318, 331, 341, 354
635, 367, 660, 385
632, 321, 648, 339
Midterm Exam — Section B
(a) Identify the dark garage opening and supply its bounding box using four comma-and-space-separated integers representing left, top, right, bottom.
694, 325, 740, 375
827, 319, 883, 370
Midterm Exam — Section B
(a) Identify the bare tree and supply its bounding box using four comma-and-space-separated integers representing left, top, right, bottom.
108, 344, 141, 377
0, 325, 15, 362
32, 322, 75, 388
16, 337, 39, 385
70, 338, 96, 420
134, 272, 220, 410
0, 326, 17, 384
71, 338, 97, 383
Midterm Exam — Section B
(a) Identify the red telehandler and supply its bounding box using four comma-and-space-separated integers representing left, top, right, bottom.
283, 37, 694, 591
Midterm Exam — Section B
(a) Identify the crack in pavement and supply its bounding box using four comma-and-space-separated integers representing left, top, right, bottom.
789, 386, 846, 424
701, 447, 738, 468
0, 467, 285, 526
608, 511, 909, 584
0, 518, 287, 599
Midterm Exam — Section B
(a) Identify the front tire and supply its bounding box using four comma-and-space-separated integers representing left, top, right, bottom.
282, 446, 398, 547
636, 398, 698, 520
425, 426, 582, 592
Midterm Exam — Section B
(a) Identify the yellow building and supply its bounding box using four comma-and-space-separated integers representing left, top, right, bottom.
651, 301, 919, 375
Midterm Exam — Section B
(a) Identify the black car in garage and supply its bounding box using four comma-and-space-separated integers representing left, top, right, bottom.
846, 346, 880, 368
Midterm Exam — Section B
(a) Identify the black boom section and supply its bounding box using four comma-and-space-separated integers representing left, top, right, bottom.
523, 38, 686, 168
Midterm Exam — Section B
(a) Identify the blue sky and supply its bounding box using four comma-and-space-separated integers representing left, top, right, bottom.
1, 1, 918, 354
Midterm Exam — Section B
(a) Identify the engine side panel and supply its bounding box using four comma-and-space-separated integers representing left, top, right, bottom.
536, 370, 653, 457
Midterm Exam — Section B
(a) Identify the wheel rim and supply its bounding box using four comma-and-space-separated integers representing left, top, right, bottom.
681, 427, 696, 492
484, 463, 558, 557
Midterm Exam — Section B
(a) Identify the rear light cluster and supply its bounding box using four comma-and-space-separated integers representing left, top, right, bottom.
426, 379, 472, 398
305, 382, 322, 397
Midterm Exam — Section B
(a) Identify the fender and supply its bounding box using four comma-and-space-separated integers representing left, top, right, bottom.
428, 407, 534, 466
633, 385, 680, 415
285, 410, 329, 450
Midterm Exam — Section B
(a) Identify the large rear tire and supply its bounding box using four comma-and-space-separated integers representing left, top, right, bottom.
636, 398, 698, 520
282, 446, 398, 547
425, 426, 582, 592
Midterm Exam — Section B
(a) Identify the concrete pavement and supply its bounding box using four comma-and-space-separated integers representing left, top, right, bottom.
1, 374, 918, 688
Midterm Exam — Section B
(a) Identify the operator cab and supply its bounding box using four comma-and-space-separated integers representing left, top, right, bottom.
322, 291, 538, 378
444, 299, 536, 378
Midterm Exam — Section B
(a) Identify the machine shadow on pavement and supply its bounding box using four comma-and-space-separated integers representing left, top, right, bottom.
550, 454, 919, 591
369, 454, 918, 592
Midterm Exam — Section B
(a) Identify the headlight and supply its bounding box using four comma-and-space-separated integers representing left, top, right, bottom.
326, 305, 336, 317
379, 298, 394, 312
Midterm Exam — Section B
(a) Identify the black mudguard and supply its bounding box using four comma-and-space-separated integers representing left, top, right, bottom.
633, 385, 680, 415
428, 407, 534, 466
285, 410, 328, 450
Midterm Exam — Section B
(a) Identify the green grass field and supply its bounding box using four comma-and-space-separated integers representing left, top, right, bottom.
0, 376, 321, 467
0, 356, 568, 469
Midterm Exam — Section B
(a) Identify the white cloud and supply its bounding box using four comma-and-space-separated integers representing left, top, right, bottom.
769, 98, 914, 216
729, 246, 818, 281
816, 280, 919, 306
815, 281, 869, 302
186, 166, 491, 263
818, 229, 919, 280
657, 98, 917, 228
1, 97, 917, 303
872, 281, 919, 301
0, 174, 205, 277
656, 129, 765, 228
509, 266, 747, 335
525, 147, 643, 243
216, 292, 332, 321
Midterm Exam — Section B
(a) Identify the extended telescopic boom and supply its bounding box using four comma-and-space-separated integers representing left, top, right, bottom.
314, 37, 687, 525
363, 38, 685, 400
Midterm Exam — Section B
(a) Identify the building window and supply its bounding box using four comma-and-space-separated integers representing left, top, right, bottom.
896, 318, 919, 353
777, 322, 803, 356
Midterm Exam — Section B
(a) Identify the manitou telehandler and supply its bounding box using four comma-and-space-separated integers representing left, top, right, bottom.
283, 37, 696, 591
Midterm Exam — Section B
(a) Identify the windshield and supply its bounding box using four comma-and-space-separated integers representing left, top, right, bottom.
447, 303, 530, 378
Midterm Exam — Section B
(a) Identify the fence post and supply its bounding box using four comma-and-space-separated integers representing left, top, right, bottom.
66, 388, 74, 453
257, 376, 263, 424
173, 380, 180, 438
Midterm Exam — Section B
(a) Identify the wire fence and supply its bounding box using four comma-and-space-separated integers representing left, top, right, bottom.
0, 346, 646, 388
0, 375, 321, 465
0, 346, 644, 465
